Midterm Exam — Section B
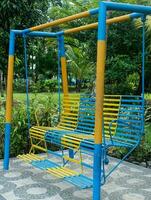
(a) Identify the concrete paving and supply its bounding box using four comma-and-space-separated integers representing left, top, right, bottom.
0, 153, 151, 200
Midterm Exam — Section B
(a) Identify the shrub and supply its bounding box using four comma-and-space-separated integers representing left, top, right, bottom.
130, 126, 151, 168
44, 79, 58, 92
0, 93, 59, 158
14, 79, 26, 92
145, 100, 151, 123
14, 78, 59, 93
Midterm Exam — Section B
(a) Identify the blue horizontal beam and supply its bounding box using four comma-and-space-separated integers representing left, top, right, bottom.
130, 13, 143, 19
12, 30, 57, 38
104, 1, 151, 14
89, 8, 99, 15
28, 31, 57, 37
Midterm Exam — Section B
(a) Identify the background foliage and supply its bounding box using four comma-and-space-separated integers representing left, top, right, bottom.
0, 0, 151, 167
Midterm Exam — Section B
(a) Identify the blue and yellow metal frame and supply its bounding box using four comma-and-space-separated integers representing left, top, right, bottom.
92, 1, 151, 200
58, 35, 75, 158
93, 2, 107, 200
105, 1, 151, 13
3, 30, 16, 170
58, 35, 68, 95
23, 8, 99, 33
63, 13, 142, 35
3, 0, 151, 190
23, 1, 151, 34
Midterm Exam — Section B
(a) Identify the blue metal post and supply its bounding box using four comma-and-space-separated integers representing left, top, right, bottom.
93, 145, 103, 200
4, 123, 12, 170
141, 16, 146, 135
23, 35, 31, 130
57, 36, 61, 117
142, 17, 145, 100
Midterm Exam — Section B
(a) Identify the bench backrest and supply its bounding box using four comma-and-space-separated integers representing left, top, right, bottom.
57, 94, 144, 147
76, 95, 95, 134
57, 94, 80, 130
103, 95, 121, 137
113, 95, 144, 146
75, 95, 121, 136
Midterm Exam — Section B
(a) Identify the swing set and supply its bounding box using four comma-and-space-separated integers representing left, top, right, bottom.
3, 1, 151, 200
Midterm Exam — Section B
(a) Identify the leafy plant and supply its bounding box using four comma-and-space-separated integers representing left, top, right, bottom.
0, 93, 58, 158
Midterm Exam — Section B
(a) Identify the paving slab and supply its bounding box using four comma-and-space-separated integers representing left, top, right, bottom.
0, 154, 151, 200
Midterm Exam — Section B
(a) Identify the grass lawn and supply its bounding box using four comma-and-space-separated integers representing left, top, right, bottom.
145, 93, 151, 100
13, 92, 61, 103
0, 92, 150, 102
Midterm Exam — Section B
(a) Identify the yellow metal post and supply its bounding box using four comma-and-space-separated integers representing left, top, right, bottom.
95, 41, 106, 144
58, 35, 68, 95
61, 57, 68, 95
5, 56, 15, 122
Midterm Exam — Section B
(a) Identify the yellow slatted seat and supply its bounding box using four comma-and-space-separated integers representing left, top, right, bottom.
44, 95, 121, 167
17, 153, 44, 162
44, 95, 121, 149
29, 94, 80, 153
47, 166, 79, 178
27, 94, 121, 154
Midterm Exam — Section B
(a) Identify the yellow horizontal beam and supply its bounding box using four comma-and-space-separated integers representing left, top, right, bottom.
30, 11, 90, 31
62, 137, 81, 145
60, 119, 77, 124
47, 167, 79, 178
57, 125, 74, 130
17, 153, 43, 162
64, 14, 130, 34
62, 112, 78, 116
104, 98, 121, 102
61, 116, 78, 120
63, 155, 81, 164
32, 144, 47, 152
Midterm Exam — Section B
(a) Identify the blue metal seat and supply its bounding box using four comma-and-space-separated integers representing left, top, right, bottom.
29, 94, 144, 188
105, 95, 144, 148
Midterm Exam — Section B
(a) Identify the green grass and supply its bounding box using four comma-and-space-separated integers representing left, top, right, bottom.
8, 93, 65, 105
145, 93, 151, 100
0, 92, 151, 102
17, 93, 151, 101
13, 92, 61, 103
0, 93, 151, 102
0, 92, 63, 102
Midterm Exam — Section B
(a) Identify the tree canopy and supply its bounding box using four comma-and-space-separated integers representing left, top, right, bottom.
0, 0, 49, 73
0, 0, 151, 94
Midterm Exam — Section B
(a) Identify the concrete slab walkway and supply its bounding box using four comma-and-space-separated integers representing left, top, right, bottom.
0, 154, 151, 200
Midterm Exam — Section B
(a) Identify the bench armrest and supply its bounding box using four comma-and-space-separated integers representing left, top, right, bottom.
108, 119, 139, 142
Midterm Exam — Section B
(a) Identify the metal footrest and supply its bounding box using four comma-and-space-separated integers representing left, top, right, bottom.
17, 154, 93, 189
65, 174, 93, 189
31, 159, 58, 170
17, 153, 44, 162
47, 167, 80, 178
